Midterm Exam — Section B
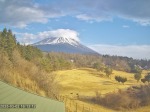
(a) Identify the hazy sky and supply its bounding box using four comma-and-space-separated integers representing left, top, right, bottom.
0, 0, 150, 59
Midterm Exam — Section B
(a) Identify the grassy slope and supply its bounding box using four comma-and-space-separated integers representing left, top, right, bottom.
3, 71, 46, 97
54, 68, 136, 96
54, 68, 149, 112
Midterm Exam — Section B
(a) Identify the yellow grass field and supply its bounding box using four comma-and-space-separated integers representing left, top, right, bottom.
53, 68, 150, 112
54, 68, 137, 96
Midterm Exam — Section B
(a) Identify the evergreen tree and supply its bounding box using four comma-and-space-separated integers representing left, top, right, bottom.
115, 76, 122, 83
145, 73, 150, 83
134, 72, 142, 82
105, 67, 113, 77
0, 28, 7, 48
115, 76, 127, 84
121, 77, 127, 84
93, 62, 104, 71
0, 28, 17, 60
6, 29, 17, 59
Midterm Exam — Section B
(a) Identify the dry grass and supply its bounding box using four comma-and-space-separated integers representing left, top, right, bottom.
136, 105, 150, 112
53, 68, 150, 111
7, 72, 46, 96
54, 68, 137, 97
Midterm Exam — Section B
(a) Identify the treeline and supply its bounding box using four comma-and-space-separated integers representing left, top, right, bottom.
102, 55, 150, 72
42, 52, 150, 73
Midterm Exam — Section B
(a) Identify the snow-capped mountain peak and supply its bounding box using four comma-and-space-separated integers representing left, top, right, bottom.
33, 37, 99, 54
33, 37, 80, 47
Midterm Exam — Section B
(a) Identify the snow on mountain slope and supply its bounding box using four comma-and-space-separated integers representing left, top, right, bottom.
33, 37, 80, 47
33, 37, 99, 54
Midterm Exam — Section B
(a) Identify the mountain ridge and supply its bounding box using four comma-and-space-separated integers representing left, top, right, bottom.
33, 37, 99, 54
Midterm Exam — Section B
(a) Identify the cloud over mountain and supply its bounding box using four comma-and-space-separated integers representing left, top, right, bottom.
16, 29, 80, 44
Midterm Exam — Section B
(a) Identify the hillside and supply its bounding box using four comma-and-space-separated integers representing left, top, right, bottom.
54, 68, 137, 96
53, 68, 150, 112
0, 28, 62, 98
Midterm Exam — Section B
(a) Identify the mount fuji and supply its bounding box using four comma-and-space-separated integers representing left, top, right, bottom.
33, 37, 99, 54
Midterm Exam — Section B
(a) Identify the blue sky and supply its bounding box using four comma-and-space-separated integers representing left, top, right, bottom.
0, 0, 150, 59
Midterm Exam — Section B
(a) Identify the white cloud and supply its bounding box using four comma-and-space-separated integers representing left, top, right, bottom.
70, 0, 150, 26
122, 25, 130, 28
15, 29, 80, 44
38, 29, 80, 41
76, 14, 112, 22
132, 19, 150, 26
0, 0, 63, 28
16, 32, 37, 45
89, 44, 150, 59
1, 0, 150, 27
